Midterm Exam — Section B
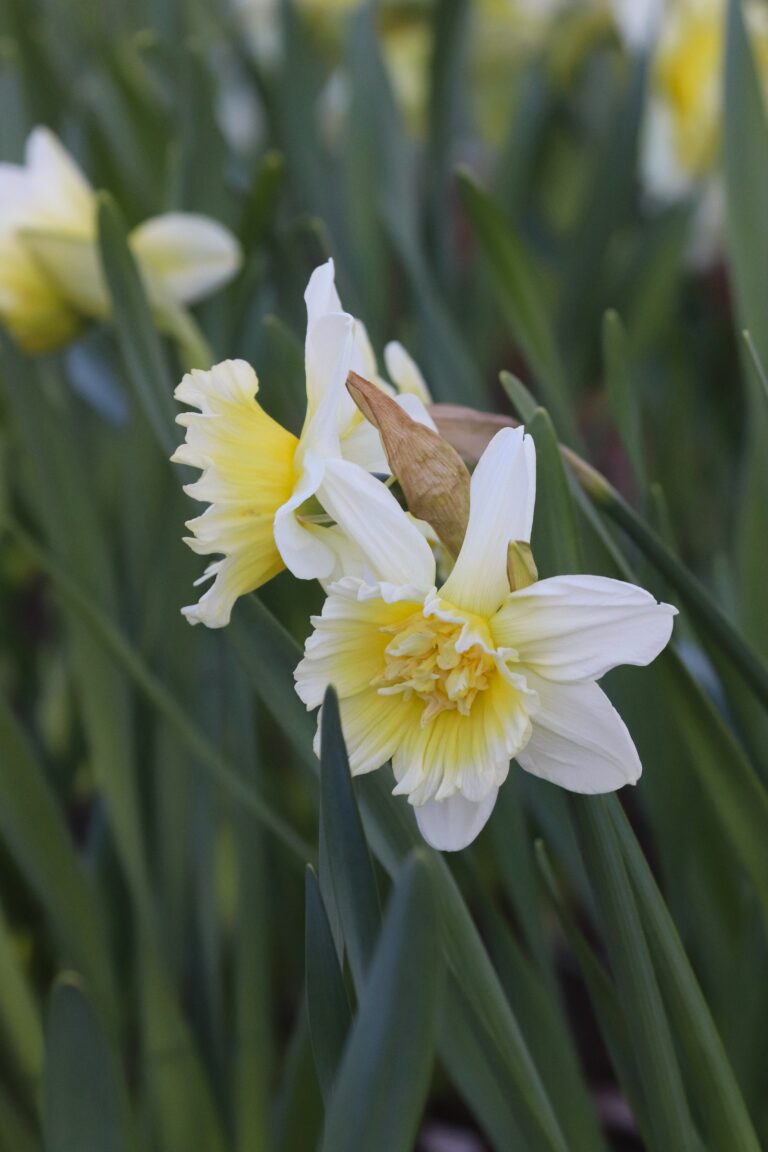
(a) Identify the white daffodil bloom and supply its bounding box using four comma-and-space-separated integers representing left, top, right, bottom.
172, 259, 434, 627
296, 427, 677, 852
0, 127, 242, 353
629, 0, 768, 266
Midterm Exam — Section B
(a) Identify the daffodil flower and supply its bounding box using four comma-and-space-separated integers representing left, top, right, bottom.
295, 427, 677, 852
631, 0, 768, 265
172, 260, 433, 627
0, 127, 241, 353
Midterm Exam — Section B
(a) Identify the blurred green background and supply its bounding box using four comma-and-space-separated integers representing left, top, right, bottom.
2, 1, 768, 1150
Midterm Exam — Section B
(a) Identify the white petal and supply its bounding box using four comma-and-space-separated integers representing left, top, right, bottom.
25, 127, 94, 228
302, 312, 354, 439
414, 789, 499, 851
517, 674, 642, 793
317, 458, 436, 588
340, 416, 389, 473
492, 575, 677, 682
272, 451, 337, 581
384, 340, 432, 403
349, 318, 378, 380
440, 427, 535, 617
304, 258, 342, 329
20, 231, 107, 317
394, 391, 437, 430
130, 213, 242, 305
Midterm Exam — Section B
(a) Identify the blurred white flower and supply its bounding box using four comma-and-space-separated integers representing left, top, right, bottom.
0, 128, 242, 353
173, 260, 434, 627
610, 0, 664, 52
296, 428, 676, 851
631, 0, 768, 265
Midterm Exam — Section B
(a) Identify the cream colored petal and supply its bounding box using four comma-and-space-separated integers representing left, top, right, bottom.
173, 359, 297, 624
25, 127, 94, 230
492, 575, 677, 683
295, 588, 418, 709
19, 230, 106, 318
302, 312, 354, 444
181, 525, 285, 628
318, 458, 436, 588
440, 427, 536, 618
392, 668, 532, 806
304, 258, 343, 328
0, 233, 83, 353
383, 340, 432, 403
130, 213, 242, 305
517, 673, 642, 793
272, 451, 338, 581
414, 789, 498, 852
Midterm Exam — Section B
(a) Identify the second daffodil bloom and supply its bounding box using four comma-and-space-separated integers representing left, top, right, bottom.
295, 428, 677, 852
172, 259, 433, 627
0, 127, 241, 353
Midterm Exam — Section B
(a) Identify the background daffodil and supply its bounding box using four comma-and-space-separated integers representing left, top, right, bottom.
0, 127, 242, 353
173, 260, 434, 627
296, 427, 677, 851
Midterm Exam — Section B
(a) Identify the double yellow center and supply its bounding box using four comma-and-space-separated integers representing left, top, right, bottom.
373, 611, 495, 726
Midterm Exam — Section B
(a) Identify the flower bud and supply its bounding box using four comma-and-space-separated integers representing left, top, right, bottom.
347, 371, 471, 559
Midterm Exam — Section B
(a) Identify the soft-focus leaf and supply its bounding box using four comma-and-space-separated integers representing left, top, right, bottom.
320, 853, 439, 1152
319, 688, 381, 991
43, 977, 132, 1152
305, 866, 351, 1104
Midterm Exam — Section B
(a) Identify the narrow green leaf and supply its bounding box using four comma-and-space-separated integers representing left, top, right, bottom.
602, 310, 647, 495
535, 842, 649, 1134
6, 520, 311, 863
571, 797, 697, 1151
0, 694, 115, 1018
230, 595, 317, 776
567, 453, 768, 710
610, 801, 761, 1152
0, 898, 43, 1094
500, 370, 538, 425
724, 0, 768, 660
528, 407, 583, 577
43, 977, 132, 1152
319, 687, 381, 991
96, 192, 177, 454
484, 914, 607, 1152
305, 866, 351, 1103
457, 169, 574, 438
320, 853, 439, 1152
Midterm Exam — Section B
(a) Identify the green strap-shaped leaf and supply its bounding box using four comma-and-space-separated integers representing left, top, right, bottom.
457, 169, 574, 440
305, 866, 351, 1103
320, 853, 439, 1152
571, 798, 697, 1152
610, 802, 761, 1152
0, 694, 115, 1021
96, 193, 177, 453
528, 407, 583, 577
319, 687, 381, 991
602, 310, 647, 496
43, 977, 133, 1152
723, 0, 768, 661
535, 842, 649, 1136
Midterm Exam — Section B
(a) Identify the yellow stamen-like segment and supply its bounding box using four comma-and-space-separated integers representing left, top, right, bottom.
374, 612, 496, 725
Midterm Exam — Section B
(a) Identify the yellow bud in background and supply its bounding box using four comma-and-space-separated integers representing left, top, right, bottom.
506, 540, 539, 592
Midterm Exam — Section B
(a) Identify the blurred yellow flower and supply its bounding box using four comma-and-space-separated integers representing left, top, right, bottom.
296, 428, 676, 851
0, 128, 242, 354
641, 0, 768, 197
173, 260, 434, 627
